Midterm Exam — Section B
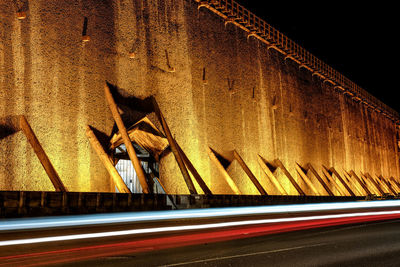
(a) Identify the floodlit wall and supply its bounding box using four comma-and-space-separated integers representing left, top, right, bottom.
0, 0, 116, 191
0, 0, 399, 194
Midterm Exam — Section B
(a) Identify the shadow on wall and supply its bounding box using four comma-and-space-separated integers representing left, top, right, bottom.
0, 116, 19, 140
88, 82, 175, 195
106, 82, 154, 136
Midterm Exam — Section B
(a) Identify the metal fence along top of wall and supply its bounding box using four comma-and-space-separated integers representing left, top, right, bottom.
195, 0, 399, 123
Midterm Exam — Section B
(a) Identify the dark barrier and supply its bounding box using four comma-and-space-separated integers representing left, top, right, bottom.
168, 194, 366, 209
0, 191, 169, 218
0, 191, 366, 218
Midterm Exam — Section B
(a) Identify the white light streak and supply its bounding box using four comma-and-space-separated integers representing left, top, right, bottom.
0, 210, 399, 247
2, 200, 400, 231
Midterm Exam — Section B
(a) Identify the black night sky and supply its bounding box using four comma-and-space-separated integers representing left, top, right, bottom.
236, 1, 398, 112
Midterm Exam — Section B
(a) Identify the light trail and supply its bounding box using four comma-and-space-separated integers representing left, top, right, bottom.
2, 212, 400, 266
1, 210, 400, 247
2, 200, 400, 231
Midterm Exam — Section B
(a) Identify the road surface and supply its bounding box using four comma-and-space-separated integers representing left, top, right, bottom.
2, 201, 400, 266
79, 219, 400, 267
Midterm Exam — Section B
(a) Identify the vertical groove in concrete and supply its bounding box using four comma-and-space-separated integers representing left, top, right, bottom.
11, 7, 28, 190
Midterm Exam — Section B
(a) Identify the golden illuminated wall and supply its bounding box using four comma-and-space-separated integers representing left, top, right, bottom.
0, 0, 399, 194
0, 0, 116, 191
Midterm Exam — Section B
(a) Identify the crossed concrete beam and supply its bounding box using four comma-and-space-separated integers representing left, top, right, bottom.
87, 82, 212, 195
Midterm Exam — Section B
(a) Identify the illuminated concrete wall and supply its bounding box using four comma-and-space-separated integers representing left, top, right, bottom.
1, 0, 399, 194
0, 0, 116, 192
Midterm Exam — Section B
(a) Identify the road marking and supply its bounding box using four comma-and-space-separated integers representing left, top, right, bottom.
161, 243, 329, 266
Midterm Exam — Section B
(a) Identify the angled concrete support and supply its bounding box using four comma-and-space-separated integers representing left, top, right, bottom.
233, 150, 267, 195
388, 177, 400, 194
343, 170, 365, 196
19, 116, 67, 192
295, 163, 319, 195
176, 142, 212, 195
363, 173, 384, 196
359, 172, 378, 195
0, 115, 67, 192
361, 173, 381, 196
386, 178, 399, 194
307, 164, 334, 196
274, 159, 305, 196
360, 173, 381, 196
327, 167, 355, 197
257, 155, 287, 195
364, 173, 380, 195
86, 125, 130, 193
349, 170, 371, 195
104, 83, 150, 194
207, 147, 241, 195
389, 177, 400, 193
151, 97, 197, 195
379, 176, 397, 195
374, 175, 391, 194
321, 165, 346, 196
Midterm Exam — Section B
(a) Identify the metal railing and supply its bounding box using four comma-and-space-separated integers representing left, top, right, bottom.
195, 0, 399, 122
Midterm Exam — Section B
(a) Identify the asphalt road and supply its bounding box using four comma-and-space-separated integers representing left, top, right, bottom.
74, 219, 400, 267
2, 205, 400, 266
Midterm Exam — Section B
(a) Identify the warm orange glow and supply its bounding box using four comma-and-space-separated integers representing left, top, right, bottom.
0, 0, 399, 196
16, 11, 26, 20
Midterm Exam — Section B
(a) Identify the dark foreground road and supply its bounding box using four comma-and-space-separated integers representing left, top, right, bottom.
64, 219, 400, 267
2, 203, 400, 266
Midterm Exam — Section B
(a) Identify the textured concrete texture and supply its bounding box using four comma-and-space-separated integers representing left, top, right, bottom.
0, 0, 116, 192
0, 0, 399, 195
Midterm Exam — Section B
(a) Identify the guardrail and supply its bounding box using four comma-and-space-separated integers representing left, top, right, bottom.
195, 0, 399, 122
0, 191, 169, 218
0, 191, 364, 218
